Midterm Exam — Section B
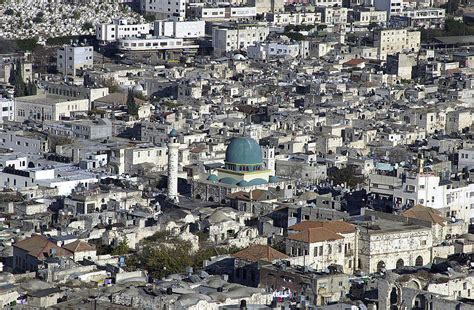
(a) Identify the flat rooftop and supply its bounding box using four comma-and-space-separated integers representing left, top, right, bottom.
15, 94, 84, 105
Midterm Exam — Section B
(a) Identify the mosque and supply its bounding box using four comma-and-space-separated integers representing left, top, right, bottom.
191, 136, 293, 203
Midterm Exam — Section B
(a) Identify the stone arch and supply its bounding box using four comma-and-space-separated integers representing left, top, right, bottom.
377, 260, 385, 272
396, 259, 404, 269
415, 255, 423, 267
390, 287, 399, 309
28, 162, 35, 168
412, 294, 428, 310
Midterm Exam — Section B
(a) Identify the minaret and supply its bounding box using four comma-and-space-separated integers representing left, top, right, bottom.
167, 129, 179, 202
262, 145, 275, 175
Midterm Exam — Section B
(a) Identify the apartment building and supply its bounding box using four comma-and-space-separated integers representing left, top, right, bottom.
188, 6, 256, 21
350, 7, 387, 26
153, 20, 205, 38
140, 0, 187, 21
266, 12, 321, 26
373, 29, 421, 60
118, 36, 199, 51
14, 94, 89, 122
96, 19, 151, 43
212, 23, 270, 56
56, 45, 93, 77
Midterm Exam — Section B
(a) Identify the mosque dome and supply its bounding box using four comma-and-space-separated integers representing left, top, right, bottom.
237, 180, 249, 186
219, 177, 238, 185
133, 84, 144, 94
247, 178, 268, 186
225, 137, 263, 168
207, 174, 218, 182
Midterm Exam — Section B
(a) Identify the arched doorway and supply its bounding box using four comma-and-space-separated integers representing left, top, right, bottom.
390, 287, 399, 309
396, 259, 404, 269
377, 261, 385, 272
415, 256, 423, 266
208, 196, 214, 202
28, 162, 35, 168
412, 294, 427, 310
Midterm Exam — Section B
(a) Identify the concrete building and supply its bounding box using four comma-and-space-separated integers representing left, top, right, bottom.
373, 29, 421, 60
153, 20, 205, 38
247, 0, 284, 14
350, 7, 387, 26
14, 94, 89, 122
96, 19, 151, 43
247, 41, 310, 60
140, 0, 187, 21
56, 45, 94, 77
118, 36, 199, 51
212, 23, 270, 56
374, 0, 404, 17
188, 6, 257, 21
0, 97, 14, 121
266, 12, 321, 26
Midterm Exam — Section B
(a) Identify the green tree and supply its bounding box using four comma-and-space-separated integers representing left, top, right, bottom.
4, 8, 14, 15
82, 22, 94, 31
127, 90, 139, 117
328, 165, 364, 188
112, 237, 130, 255
73, 11, 81, 20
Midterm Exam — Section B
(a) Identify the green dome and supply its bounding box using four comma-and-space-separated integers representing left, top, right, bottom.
247, 178, 268, 186
269, 176, 279, 183
219, 177, 238, 185
237, 180, 249, 186
225, 137, 263, 166
207, 174, 218, 182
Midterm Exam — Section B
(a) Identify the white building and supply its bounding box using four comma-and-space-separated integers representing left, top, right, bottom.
96, 19, 151, 43
373, 29, 421, 60
14, 95, 89, 122
459, 148, 474, 170
266, 12, 321, 26
0, 98, 14, 121
140, 0, 187, 21
57, 45, 94, 77
317, 7, 349, 25
212, 23, 270, 56
118, 36, 199, 51
396, 8, 445, 28
188, 6, 257, 21
154, 20, 205, 38
247, 41, 310, 60
350, 7, 387, 26
393, 172, 474, 224
374, 0, 404, 17
0, 130, 48, 154
312, 0, 342, 7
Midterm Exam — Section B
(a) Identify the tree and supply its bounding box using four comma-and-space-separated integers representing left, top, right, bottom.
4, 8, 14, 15
73, 11, 81, 20
127, 90, 139, 117
82, 22, 94, 32
112, 237, 130, 256
327, 165, 364, 188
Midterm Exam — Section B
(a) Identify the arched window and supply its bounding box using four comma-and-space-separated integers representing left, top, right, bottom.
396, 259, 404, 269
208, 196, 214, 202
377, 261, 385, 272
415, 256, 423, 267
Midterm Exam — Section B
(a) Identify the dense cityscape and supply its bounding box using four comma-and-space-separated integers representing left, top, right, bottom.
0, 0, 472, 308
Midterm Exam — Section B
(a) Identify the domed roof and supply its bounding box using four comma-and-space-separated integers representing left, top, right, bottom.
219, 177, 238, 185
207, 174, 218, 182
237, 180, 249, 186
247, 178, 268, 186
225, 137, 262, 166
133, 84, 144, 93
